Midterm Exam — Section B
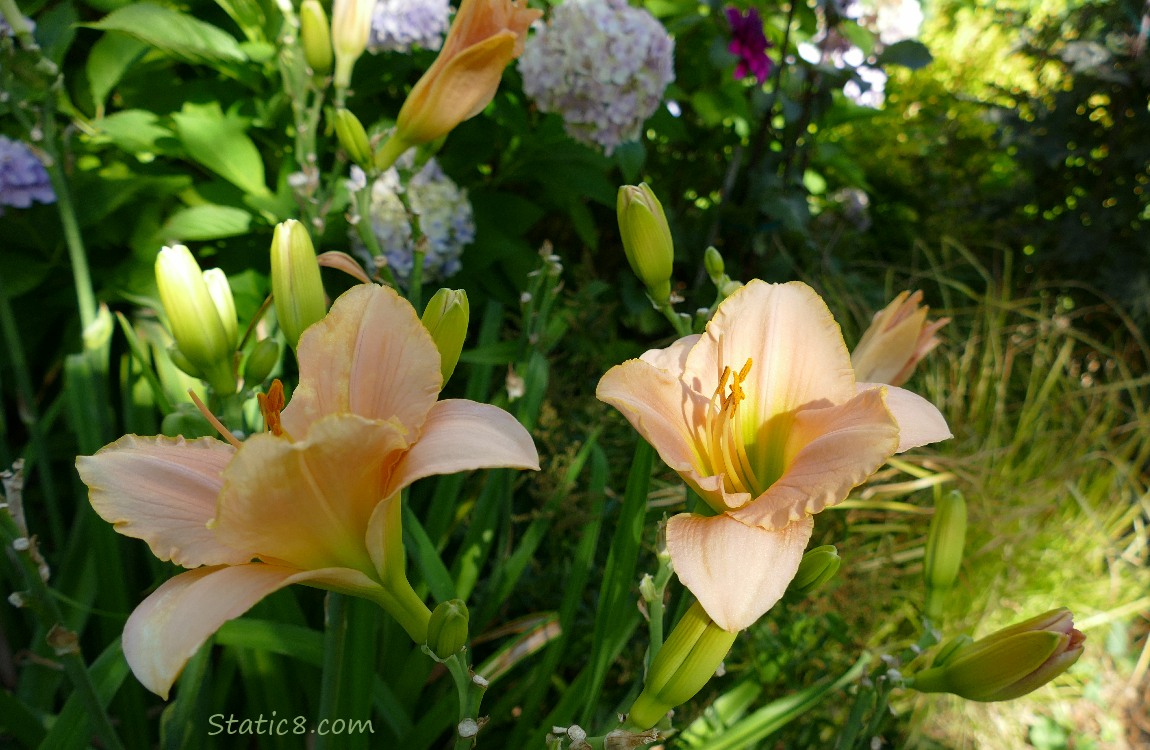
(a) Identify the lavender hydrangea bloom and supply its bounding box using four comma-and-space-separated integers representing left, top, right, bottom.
0, 136, 55, 212
348, 155, 475, 284
367, 0, 450, 53
726, 6, 773, 84
517, 0, 674, 155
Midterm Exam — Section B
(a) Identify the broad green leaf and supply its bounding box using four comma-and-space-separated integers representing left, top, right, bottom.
172, 103, 271, 196
157, 204, 253, 242
96, 109, 177, 156
85, 5, 246, 66
86, 32, 148, 112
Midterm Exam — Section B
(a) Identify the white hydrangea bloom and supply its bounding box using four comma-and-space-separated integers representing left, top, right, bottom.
517, 0, 675, 154
348, 155, 475, 284
367, 0, 450, 53
865, 0, 923, 45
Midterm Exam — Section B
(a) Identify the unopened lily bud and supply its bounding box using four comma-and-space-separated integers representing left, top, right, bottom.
333, 108, 374, 170
923, 491, 966, 622
243, 339, 281, 385
331, 0, 373, 89
391, 0, 540, 151
155, 245, 236, 394
930, 634, 974, 668
704, 246, 725, 282
851, 290, 950, 386
426, 599, 469, 659
161, 403, 216, 439
421, 288, 469, 385
910, 608, 1085, 702
271, 220, 327, 350
201, 268, 239, 351
167, 344, 203, 380
626, 602, 738, 730
300, 0, 334, 76
784, 545, 841, 600
617, 183, 674, 305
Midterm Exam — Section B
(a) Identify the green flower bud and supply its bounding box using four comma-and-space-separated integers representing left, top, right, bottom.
421, 288, 469, 386
426, 599, 469, 660
161, 403, 216, 439
243, 338, 281, 386
784, 545, 841, 601
930, 633, 974, 668
910, 608, 1085, 702
924, 490, 966, 621
331, 0, 373, 89
300, 0, 333, 76
154, 245, 236, 394
333, 108, 374, 170
271, 220, 327, 350
201, 268, 239, 351
617, 183, 674, 305
167, 343, 203, 380
626, 602, 737, 730
703, 246, 725, 282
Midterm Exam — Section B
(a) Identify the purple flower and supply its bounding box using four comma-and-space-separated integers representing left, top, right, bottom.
725, 6, 773, 84
0, 136, 55, 212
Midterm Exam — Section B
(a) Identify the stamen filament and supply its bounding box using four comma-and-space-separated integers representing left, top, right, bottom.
188, 390, 243, 450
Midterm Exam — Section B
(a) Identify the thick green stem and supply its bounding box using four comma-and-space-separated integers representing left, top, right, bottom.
444, 653, 485, 750
317, 592, 348, 748
373, 134, 410, 172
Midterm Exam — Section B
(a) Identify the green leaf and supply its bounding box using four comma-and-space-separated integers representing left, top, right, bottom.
36, 640, 130, 750
172, 103, 270, 196
86, 32, 149, 111
877, 40, 934, 70
84, 4, 247, 66
96, 109, 177, 156
157, 204, 253, 243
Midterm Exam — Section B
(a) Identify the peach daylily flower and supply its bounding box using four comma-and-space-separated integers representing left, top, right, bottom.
394, 0, 540, 146
851, 290, 949, 386
76, 284, 538, 698
597, 281, 951, 632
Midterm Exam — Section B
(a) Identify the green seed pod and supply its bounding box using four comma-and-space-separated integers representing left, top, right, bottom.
426, 599, 469, 660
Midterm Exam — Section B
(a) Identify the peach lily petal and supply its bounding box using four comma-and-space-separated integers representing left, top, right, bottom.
124, 564, 380, 699
858, 383, 953, 452
685, 281, 855, 419
76, 435, 248, 568
282, 284, 442, 440
211, 414, 407, 576
596, 357, 737, 510
386, 399, 539, 494
730, 388, 900, 528
666, 513, 814, 632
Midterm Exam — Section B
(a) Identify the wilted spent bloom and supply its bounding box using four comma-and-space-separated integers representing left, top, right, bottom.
347, 156, 475, 285
923, 490, 966, 621
617, 183, 674, 305
390, 0, 539, 150
910, 608, 1085, 702
0, 136, 55, 213
851, 290, 949, 386
368, 0, 450, 53
518, 0, 674, 155
154, 246, 237, 395
271, 220, 327, 351
725, 6, 773, 84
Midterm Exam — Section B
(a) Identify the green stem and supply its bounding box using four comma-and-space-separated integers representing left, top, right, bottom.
444, 653, 485, 750
373, 134, 410, 172
39, 95, 97, 332
352, 187, 398, 288
317, 591, 349, 743
657, 301, 692, 338
373, 495, 432, 643
407, 247, 425, 311
0, 510, 126, 750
